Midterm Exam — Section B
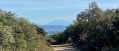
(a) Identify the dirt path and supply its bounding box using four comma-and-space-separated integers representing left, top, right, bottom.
50, 44, 79, 51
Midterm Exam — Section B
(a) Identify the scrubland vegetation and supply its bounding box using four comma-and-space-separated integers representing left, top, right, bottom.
1, 1, 119, 51
0, 9, 51, 51
50, 2, 119, 51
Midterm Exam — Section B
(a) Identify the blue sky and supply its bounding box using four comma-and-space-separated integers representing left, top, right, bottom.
0, 0, 119, 25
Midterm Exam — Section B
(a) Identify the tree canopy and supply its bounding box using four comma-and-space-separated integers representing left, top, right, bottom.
51, 2, 119, 51
0, 9, 51, 51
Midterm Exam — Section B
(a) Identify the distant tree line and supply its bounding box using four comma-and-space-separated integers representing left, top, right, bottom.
0, 9, 51, 51
51, 2, 119, 51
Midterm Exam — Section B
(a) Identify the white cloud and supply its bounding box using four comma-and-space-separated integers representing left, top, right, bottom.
2, 6, 85, 11
1, 0, 119, 11
0, 0, 88, 11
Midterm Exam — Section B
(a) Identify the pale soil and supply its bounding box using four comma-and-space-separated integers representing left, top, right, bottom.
50, 44, 79, 51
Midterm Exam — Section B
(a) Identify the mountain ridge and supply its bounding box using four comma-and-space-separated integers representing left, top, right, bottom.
46, 19, 72, 26
38, 19, 72, 35
39, 25, 67, 35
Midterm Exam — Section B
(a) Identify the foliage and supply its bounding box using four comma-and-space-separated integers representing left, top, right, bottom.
0, 9, 51, 51
51, 2, 119, 51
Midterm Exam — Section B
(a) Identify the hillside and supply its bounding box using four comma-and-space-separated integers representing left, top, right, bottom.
39, 19, 72, 35
39, 25, 67, 35
47, 19, 72, 26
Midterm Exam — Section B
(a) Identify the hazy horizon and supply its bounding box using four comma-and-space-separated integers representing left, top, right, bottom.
0, 0, 119, 25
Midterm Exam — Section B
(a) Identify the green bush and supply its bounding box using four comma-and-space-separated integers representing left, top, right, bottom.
51, 2, 119, 51
0, 9, 51, 51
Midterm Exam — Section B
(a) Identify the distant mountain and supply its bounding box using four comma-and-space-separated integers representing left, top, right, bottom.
38, 20, 72, 35
46, 19, 72, 26
39, 25, 67, 35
